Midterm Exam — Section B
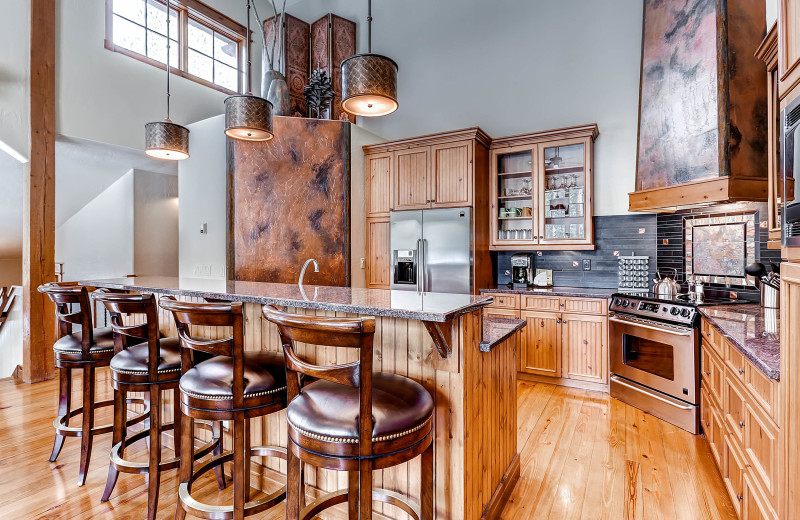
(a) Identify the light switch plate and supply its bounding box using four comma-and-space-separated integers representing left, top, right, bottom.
360, 258, 366, 269
583, 259, 591, 271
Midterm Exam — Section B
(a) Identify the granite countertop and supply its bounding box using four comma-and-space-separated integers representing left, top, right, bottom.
80, 276, 492, 323
698, 304, 780, 381
480, 286, 617, 299
480, 317, 526, 352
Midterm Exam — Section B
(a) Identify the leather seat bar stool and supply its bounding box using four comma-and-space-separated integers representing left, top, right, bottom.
38, 282, 149, 486
93, 291, 225, 520
160, 297, 288, 520
262, 305, 434, 520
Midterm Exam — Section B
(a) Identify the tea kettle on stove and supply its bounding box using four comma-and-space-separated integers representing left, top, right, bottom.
653, 268, 680, 298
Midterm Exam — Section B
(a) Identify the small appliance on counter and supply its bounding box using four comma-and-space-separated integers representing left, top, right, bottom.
510, 253, 535, 288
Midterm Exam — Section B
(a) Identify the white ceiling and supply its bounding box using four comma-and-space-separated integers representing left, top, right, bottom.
0, 134, 178, 259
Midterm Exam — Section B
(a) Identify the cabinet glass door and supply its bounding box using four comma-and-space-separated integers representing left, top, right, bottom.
495, 150, 535, 243
541, 142, 587, 242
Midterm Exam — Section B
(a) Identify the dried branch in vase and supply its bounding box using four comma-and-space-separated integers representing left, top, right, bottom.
303, 67, 336, 119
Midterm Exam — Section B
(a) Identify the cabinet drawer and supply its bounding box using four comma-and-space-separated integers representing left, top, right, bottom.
701, 343, 724, 408
485, 293, 519, 309
701, 388, 724, 468
522, 296, 561, 312
743, 472, 779, 520
744, 361, 779, 423
701, 319, 722, 358
483, 307, 521, 320
724, 340, 747, 383
562, 297, 607, 315
722, 434, 746, 516
723, 373, 747, 448
744, 400, 779, 510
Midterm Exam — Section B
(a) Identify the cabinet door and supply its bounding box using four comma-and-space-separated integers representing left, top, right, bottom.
778, 0, 800, 98
722, 434, 746, 516
430, 141, 473, 207
365, 218, 390, 288
561, 313, 607, 384
520, 311, 561, 377
366, 152, 393, 217
490, 145, 538, 249
744, 400, 779, 510
537, 137, 593, 246
393, 147, 431, 210
701, 344, 724, 408
743, 472, 779, 520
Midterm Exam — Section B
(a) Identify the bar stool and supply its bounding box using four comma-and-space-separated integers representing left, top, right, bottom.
262, 305, 434, 520
160, 297, 288, 520
93, 291, 225, 520
38, 282, 148, 486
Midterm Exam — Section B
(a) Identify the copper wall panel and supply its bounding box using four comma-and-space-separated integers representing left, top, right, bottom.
229, 117, 351, 286
264, 14, 310, 118
311, 14, 357, 122
635, 0, 766, 191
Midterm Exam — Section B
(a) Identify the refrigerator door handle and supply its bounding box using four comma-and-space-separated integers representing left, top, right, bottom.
416, 238, 423, 293
422, 239, 428, 292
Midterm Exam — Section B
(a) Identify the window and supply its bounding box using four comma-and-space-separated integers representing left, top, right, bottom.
106, 0, 248, 95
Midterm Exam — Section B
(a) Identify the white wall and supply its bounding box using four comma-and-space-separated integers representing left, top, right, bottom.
349, 125, 384, 288
178, 115, 228, 280
56, 170, 135, 282
57, 0, 268, 152
0, 288, 23, 378
0, 0, 30, 161
290, 0, 645, 215
134, 170, 179, 277
767, 0, 777, 27
0, 258, 22, 287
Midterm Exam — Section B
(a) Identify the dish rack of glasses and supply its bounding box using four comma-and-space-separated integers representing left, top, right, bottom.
618, 254, 650, 291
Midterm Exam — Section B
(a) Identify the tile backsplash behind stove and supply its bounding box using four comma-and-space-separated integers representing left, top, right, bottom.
495, 215, 658, 288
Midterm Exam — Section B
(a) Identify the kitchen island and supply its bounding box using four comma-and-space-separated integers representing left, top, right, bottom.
82, 276, 523, 520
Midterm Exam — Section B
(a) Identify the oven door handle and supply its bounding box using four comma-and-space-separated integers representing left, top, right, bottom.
608, 316, 692, 337
610, 375, 694, 411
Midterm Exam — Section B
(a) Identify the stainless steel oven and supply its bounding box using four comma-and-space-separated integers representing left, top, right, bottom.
781, 93, 800, 246
608, 296, 701, 434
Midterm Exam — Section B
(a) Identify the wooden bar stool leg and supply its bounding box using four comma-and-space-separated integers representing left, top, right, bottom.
77, 365, 96, 486
233, 414, 246, 520
286, 446, 302, 520
49, 367, 71, 462
421, 442, 434, 520
212, 420, 226, 489
243, 418, 251, 502
174, 412, 193, 520
348, 471, 359, 520
172, 387, 182, 459
359, 461, 373, 520
147, 384, 162, 520
100, 386, 126, 502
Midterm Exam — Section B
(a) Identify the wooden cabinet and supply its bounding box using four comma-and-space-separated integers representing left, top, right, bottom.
782, 262, 800, 520
700, 316, 783, 520
561, 313, 607, 384
778, 1, 800, 99
489, 125, 598, 251
366, 152, 393, 218
487, 294, 609, 389
362, 128, 493, 291
520, 310, 562, 377
365, 218, 390, 288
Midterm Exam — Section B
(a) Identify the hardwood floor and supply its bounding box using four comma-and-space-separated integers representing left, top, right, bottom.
0, 376, 736, 519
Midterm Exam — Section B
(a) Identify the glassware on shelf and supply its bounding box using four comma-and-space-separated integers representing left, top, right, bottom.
569, 187, 584, 203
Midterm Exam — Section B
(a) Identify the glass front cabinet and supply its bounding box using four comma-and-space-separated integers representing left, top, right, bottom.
490, 125, 598, 250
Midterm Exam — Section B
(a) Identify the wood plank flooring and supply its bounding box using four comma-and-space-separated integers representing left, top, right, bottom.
0, 376, 737, 519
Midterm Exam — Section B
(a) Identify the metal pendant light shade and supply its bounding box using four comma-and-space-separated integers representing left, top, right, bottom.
341, 53, 398, 117
225, 94, 274, 141
145, 120, 190, 160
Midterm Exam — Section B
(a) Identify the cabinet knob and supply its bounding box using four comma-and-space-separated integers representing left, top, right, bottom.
738, 367, 744, 375
706, 421, 710, 427
705, 370, 711, 376
739, 420, 745, 428
737, 494, 743, 502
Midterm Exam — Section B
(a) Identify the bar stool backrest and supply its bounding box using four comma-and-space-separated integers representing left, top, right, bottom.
261, 305, 376, 455
94, 291, 161, 378
159, 297, 245, 407
38, 282, 95, 354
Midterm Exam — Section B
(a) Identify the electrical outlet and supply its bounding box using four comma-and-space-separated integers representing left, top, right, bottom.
360, 258, 366, 269
583, 259, 591, 271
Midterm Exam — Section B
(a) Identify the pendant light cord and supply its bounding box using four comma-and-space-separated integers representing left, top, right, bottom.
166, 0, 171, 121
367, 0, 372, 53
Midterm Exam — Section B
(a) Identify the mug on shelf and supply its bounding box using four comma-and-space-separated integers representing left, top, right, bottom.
499, 208, 509, 218
521, 206, 532, 217
506, 207, 522, 217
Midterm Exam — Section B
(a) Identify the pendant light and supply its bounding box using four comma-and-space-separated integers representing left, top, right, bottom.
145, 0, 189, 160
341, 0, 398, 117
224, 0, 274, 141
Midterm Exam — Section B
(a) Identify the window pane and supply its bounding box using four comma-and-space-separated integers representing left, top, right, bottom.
215, 62, 238, 91
146, 0, 178, 39
113, 0, 145, 25
188, 49, 213, 81
147, 30, 179, 66
214, 33, 238, 67
188, 19, 213, 56
113, 14, 146, 55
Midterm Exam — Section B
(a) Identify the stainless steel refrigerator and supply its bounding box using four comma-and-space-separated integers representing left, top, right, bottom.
390, 208, 473, 294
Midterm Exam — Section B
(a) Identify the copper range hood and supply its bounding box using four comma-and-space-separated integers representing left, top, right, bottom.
629, 0, 768, 212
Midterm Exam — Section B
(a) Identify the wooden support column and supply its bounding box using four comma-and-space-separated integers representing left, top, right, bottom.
22, 0, 56, 383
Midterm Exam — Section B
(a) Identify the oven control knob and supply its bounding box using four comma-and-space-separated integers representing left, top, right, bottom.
622, 300, 629, 307
680, 308, 691, 318
615, 298, 623, 306
670, 307, 680, 316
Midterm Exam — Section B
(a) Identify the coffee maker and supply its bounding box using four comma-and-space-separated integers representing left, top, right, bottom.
510, 253, 535, 288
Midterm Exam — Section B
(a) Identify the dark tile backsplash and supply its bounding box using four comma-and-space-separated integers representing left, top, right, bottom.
494, 215, 658, 289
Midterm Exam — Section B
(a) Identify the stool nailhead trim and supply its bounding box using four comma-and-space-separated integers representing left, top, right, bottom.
288, 416, 432, 444
182, 386, 287, 401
